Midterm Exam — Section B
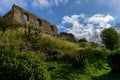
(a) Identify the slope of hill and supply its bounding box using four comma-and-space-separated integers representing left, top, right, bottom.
0, 27, 119, 80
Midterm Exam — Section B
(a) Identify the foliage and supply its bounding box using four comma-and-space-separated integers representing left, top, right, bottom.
63, 48, 109, 68
101, 27, 119, 50
107, 48, 120, 73
47, 50, 110, 80
0, 48, 51, 80
79, 41, 102, 49
84, 48, 110, 59
22, 24, 40, 42
0, 29, 30, 51
92, 72, 120, 80
45, 49, 64, 61
0, 27, 117, 80
79, 38, 88, 42
21, 24, 41, 50
73, 49, 87, 67
63, 48, 87, 67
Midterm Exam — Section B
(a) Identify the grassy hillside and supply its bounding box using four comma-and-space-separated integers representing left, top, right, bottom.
0, 28, 120, 80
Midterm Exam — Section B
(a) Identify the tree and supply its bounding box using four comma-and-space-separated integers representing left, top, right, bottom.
79, 38, 87, 42
101, 27, 119, 50
114, 23, 120, 32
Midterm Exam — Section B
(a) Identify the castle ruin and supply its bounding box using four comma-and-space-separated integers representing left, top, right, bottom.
2, 4, 58, 35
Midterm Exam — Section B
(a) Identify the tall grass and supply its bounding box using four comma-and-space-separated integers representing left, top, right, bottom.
0, 27, 113, 80
0, 29, 29, 49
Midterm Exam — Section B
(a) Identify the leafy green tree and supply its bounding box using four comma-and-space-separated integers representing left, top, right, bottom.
101, 27, 119, 50
79, 38, 88, 42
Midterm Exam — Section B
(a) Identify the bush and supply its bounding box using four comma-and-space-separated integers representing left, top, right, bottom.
0, 49, 51, 80
107, 49, 120, 73
64, 49, 87, 67
63, 48, 109, 68
74, 48, 107, 66
46, 49, 64, 61
74, 49, 87, 67
85, 48, 109, 59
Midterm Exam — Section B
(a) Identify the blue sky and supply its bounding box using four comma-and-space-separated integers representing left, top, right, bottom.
0, 0, 120, 42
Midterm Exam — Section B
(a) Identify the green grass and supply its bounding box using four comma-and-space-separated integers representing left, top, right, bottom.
0, 28, 119, 80
45, 57, 111, 80
0, 48, 51, 80
0, 29, 30, 50
46, 58, 119, 80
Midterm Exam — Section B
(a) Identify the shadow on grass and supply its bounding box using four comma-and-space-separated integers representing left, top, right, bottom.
92, 71, 120, 80
48, 61, 85, 80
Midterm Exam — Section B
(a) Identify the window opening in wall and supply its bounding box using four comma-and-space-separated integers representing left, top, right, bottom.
50, 25, 54, 32
23, 13, 29, 21
36, 19, 42, 26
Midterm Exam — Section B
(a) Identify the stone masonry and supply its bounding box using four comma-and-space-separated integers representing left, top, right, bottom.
2, 4, 58, 35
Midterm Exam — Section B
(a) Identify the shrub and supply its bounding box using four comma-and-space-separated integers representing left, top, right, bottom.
22, 24, 40, 45
74, 49, 87, 67
85, 48, 109, 59
79, 42, 88, 47
63, 48, 109, 68
64, 48, 87, 67
46, 49, 64, 61
23, 24, 40, 40
78, 38, 87, 42
107, 49, 120, 73
0, 49, 51, 80
63, 47, 110, 69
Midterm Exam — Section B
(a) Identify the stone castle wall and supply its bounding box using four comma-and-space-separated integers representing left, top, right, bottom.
2, 4, 58, 35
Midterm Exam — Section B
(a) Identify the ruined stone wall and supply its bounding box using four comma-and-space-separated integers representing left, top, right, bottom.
3, 4, 58, 35
3, 10, 14, 23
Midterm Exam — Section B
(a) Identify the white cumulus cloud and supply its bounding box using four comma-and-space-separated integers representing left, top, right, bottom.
87, 14, 115, 28
58, 13, 115, 44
